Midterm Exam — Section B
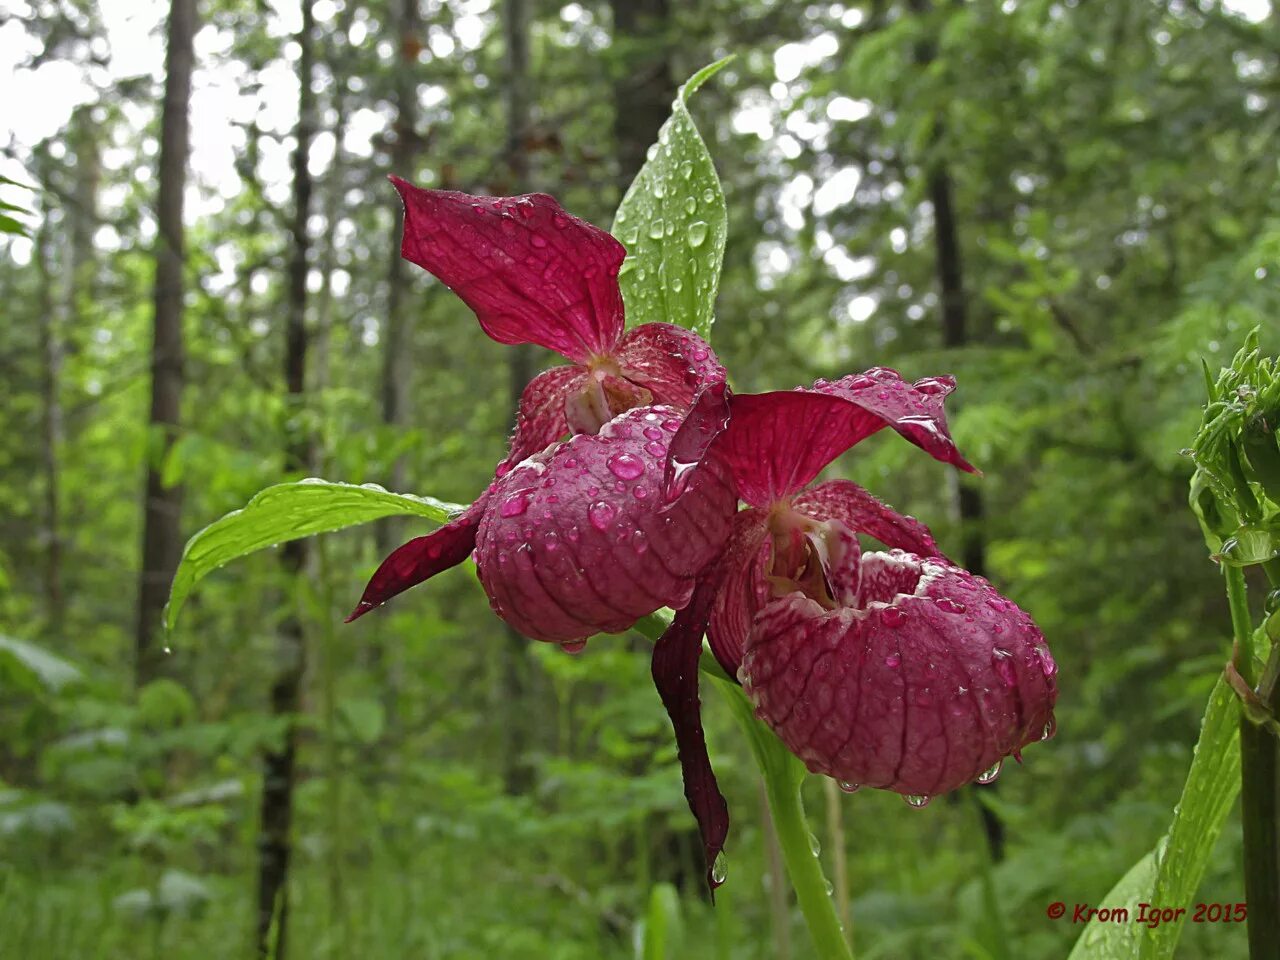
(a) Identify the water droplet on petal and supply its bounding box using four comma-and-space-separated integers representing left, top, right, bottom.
702, 188, 715, 203
977, 760, 1002, 784
648, 218, 666, 239
838, 781, 860, 794
644, 440, 666, 457
1041, 716, 1057, 741
904, 794, 931, 809
711, 851, 727, 885
884, 652, 901, 668
687, 220, 708, 248
991, 648, 1016, 687
824, 878, 834, 895
808, 832, 821, 856
632, 485, 649, 500
935, 598, 966, 614
684, 196, 697, 214
561, 639, 587, 655
607, 452, 645, 480
879, 607, 907, 628
1034, 643, 1058, 678
530, 234, 547, 248
643, 426, 663, 441
588, 501, 616, 531
662, 418, 681, 432
499, 493, 530, 517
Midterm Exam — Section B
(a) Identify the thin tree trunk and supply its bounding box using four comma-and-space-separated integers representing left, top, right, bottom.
499, 0, 537, 796
370, 0, 423, 725
67, 105, 101, 323
135, 0, 196, 687
822, 776, 852, 949
909, 0, 1005, 863
35, 219, 64, 636
761, 779, 793, 960
255, 3, 315, 955
608, 0, 672, 186
378, 0, 421, 516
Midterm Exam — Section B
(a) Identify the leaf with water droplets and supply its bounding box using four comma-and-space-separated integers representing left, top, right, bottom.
612, 58, 732, 343
1067, 675, 1242, 960
165, 480, 464, 633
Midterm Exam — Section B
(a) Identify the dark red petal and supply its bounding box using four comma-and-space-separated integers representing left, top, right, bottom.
498, 364, 586, 474
696, 369, 976, 507
475, 406, 736, 644
794, 479, 947, 560
741, 552, 1056, 797
652, 575, 730, 892
614, 323, 727, 410
665, 381, 733, 502
391, 178, 625, 363
346, 491, 491, 622
705, 509, 770, 676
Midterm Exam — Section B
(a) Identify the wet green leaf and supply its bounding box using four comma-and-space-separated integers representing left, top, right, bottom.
613, 57, 732, 342
1069, 675, 1242, 959
165, 480, 465, 633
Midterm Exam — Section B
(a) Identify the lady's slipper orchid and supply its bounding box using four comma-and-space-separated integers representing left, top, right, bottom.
653, 372, 1058, 888
348, 182, 732, 641
389, 177, 725, 469
474, 405, 735, 644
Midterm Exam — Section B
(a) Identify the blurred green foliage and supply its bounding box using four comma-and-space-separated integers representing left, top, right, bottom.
2, 0, 1278, 957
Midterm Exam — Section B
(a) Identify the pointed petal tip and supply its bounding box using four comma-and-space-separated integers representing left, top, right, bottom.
344, 601, 375, 624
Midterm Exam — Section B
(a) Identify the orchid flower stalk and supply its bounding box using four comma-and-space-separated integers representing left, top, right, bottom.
1187, 330, 1280, 957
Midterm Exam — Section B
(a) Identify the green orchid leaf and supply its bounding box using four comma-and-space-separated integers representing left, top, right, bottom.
165, 480, 465, 633
613, 57, 732, 342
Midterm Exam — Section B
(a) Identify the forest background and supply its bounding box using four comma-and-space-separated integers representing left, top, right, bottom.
1, 0, 1279, 957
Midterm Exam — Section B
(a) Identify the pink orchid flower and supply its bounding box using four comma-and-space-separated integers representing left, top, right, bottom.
348, 182, 732, 643
653, 373, 1058, 888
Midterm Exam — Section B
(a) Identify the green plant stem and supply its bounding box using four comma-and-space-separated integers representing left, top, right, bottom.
627, 614, 852, 959
1226, 565, 1280, 959
718, 677, 855, 960
1229, 566, 1259, 686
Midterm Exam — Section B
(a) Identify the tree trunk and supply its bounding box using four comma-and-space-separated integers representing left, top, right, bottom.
379, 0, 421, 517
369, 0, 423, 724
909, 0, 1004, 863
135, 0, 196, 687
608, 0, 672, 186
34, 219, 64, 637
255, 3, 315, 955
499, 0, 537, 796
